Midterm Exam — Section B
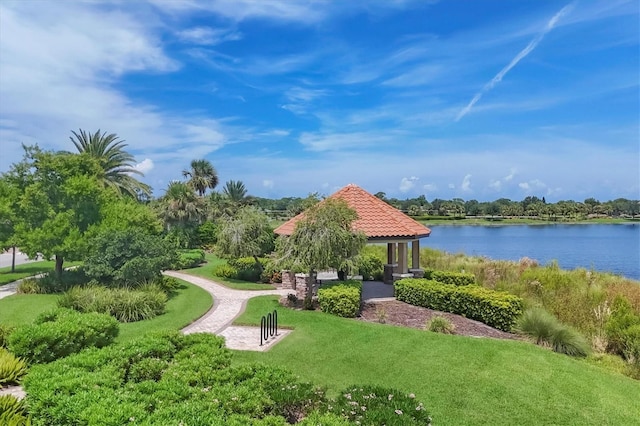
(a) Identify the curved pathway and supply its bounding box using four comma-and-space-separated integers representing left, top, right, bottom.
164, 271, 292, 335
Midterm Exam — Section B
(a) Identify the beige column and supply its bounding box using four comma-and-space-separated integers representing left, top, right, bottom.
387, 242, 397, 264
398, 242, 408, 274
412, 240, 420, 269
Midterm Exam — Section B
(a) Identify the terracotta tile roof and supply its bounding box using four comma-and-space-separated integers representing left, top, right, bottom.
274, 184, 431, 239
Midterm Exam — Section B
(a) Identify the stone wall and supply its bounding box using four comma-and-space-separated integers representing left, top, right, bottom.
280, 270, 295, 290
295, 273, 316, 300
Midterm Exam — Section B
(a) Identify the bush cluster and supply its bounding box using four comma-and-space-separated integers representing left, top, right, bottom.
23, 332, 327, 425
173, 249, 206, 269
8, 308, 119, 363
605, 297, 640, 375
228, 257, 265, 282
0, 347, 28, 387
426, 316, 456, 334
423, 269, 476, 286
58, 284, 167, 322
516, 308, 590, 357
395, 278, 523, 331
17, 269, 88, 294
212, 264, 239, 280
357, 253, 384, 281
318, 280, 362, 318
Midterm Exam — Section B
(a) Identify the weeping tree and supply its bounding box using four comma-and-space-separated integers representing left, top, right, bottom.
216, 207, 274, 272
276, 198, 367, 305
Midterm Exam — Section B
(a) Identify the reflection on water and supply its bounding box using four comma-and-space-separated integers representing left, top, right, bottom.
420, 224, 640, 280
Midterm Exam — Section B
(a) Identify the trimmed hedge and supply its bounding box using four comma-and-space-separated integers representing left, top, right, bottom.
424, 268, 476, 286
318, 280, 362, 318
8, 308, 119, 363
395, 278, 523, 331
174, 249, 206, 269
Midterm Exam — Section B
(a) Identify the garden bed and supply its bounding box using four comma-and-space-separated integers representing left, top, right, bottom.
359, 300, 519, 340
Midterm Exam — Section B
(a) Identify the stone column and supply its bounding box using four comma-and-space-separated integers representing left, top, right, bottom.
410, 240, 425, 278
398, 242, 408, 274
387, 242, 396, 264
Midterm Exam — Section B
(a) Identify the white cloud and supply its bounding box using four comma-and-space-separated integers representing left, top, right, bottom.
133, 158, 154, 174
456, 2, 575, 121
504, 168, 516, 181
177, 27, 241, 45
423, 183, 438, 193
399, 176, 419, 193
262, 179, 274, 189
448, 183, 456, 189
489, 180, 502, 191
461, 174, 472, 192
519, 182, 530, 190
299, 131, 398, 152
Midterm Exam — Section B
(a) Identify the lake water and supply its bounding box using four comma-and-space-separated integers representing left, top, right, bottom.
419, 224, 640, 280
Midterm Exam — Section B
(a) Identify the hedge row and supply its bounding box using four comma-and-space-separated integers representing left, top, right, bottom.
8, 309, 119, 363
423, 269, 476, 286
395, 278, 523, 331
318, 280, 362, 318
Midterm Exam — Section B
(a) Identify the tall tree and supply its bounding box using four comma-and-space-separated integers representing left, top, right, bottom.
0, 178, 21, 272
276, 198, 367, 305
182, 159, 218, 197
8, 147, 107, 278
222, 180, 248, 203
70, 129, 151, 197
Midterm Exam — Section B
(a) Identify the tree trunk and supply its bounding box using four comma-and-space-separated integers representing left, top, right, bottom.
55, 255, 64, 279
337, 270, 346, 281
253, 255, 264, 274
11, 245, 16, 273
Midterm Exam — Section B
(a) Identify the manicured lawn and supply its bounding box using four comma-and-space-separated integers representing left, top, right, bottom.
232, 296, 640, 426
182, 253, 275, 290
0, 260, 82, 285
0, 280, 212, 343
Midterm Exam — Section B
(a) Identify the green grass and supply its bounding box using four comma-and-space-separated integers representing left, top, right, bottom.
0, 261, 82, 286
182, 253, 275, 290
232, 296, 640, 426
0, 280, 212, 343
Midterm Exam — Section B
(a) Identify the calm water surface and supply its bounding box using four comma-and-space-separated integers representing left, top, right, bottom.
420, 224, 640, 280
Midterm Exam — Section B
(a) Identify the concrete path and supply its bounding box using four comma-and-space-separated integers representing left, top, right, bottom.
164, 271, 293, 350
0, 281, 19, 300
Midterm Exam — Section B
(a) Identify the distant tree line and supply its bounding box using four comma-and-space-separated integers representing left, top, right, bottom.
252, 193, 640, 220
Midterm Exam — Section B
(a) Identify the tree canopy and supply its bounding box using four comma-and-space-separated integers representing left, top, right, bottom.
182, 159, 218, 197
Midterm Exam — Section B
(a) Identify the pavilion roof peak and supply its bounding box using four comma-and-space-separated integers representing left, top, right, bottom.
274, 183, 431, 240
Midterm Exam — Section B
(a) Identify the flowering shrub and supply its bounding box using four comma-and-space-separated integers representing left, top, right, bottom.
327, 385, 431, 425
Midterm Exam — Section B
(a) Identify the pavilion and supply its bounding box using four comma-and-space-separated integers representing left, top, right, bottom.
274, 184, 431, 284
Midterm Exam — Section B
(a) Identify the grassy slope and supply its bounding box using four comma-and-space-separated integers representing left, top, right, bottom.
0, 280, 212, 343
0, 261, 82, 285
182, 253, 275, 290
232, 296, 640, 426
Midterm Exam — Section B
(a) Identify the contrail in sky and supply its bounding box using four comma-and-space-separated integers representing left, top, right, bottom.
456, 2, 575, 121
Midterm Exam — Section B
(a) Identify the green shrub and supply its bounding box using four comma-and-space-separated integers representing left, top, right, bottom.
23, 332, 327, 425
516, 308, 590, 357
173, 249, 206, 269
426, 316, 455, 334
0, 348, 28, 387
213, 264, 239, 279
8, 309, 119, 363
550, 326, 590, 357
357, 253, 384, 281
16, 278, 43, 294
395, 278, 523, 331
58, 285, 167, 323
299, 411, 351, 425
605, 296, 640, 356
228, 257, 266, 282
0, 395, 30, 426
326, 385, 431, 426
84, 229, 178, 286
0, 324, 15, 348
318, 280, 362, 318
516, 308, 559, 345
431, 270, 476, 286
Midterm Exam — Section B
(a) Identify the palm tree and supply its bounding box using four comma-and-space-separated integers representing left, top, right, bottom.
182, 159, 218, 197
70, 129, 151, 197
222, 180, 248, 203
157, 181, 206, 227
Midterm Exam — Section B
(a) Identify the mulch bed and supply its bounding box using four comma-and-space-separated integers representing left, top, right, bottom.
358, 300, 520, 340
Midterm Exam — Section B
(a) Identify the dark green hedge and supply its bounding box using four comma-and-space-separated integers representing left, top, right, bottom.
395, 278, 523, 331
318, 280, 362, 318
423, 269, 476, 286
174, 249, 206, 269
8, 309, 119, 363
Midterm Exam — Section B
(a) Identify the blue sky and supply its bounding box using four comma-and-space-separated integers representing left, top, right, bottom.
0, 0, 638, 201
